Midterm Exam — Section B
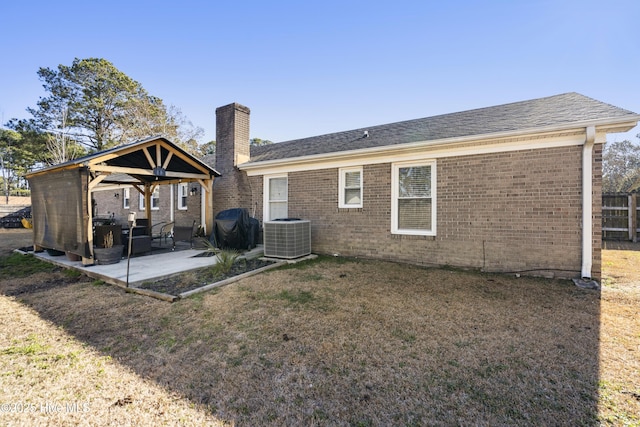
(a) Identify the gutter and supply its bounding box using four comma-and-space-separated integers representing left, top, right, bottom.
581, 126, 596, 279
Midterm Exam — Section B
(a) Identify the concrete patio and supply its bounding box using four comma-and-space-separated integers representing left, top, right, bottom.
31, 244, 265, 288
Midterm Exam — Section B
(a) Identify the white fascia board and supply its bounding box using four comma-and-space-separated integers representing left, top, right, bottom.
242, 132, 585, 176
241, 118, 639, 176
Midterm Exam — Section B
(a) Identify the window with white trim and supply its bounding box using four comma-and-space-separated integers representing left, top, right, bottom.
339, 166, 363, 208
264, 174, 288, 220
178, 183, 188, 210
151, 187, 160, 210
139, 187, 160, 211
391, 160, 436, 235
123, 188, 130, 209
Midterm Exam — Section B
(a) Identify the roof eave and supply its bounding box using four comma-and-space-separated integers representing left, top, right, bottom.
239, 116, 640, 172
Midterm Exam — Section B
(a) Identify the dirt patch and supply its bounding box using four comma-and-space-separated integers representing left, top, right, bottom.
0, 228, 33, 257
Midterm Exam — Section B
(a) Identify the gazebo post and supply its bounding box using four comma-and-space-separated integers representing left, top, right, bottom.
144, 182, 152, 235
203, 178, 214, 236
83, 189, 94, 265
84, 173, 108, 265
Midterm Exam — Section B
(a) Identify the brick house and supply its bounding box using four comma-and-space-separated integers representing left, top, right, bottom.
213, 93, 639, 280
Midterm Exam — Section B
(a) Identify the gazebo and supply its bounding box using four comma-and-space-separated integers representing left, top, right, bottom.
26, 136, 219, 265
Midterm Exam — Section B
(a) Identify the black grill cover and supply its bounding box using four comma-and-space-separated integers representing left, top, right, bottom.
212, 208, 258, 250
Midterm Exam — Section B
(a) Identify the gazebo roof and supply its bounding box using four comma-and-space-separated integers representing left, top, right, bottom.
27, 136, 220, 184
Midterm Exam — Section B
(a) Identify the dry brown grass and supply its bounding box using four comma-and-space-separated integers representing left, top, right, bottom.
600, 248, 640, 426
0, 228, 638, 426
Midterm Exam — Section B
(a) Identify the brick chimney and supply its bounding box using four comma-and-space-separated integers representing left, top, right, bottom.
215, 103, 251, 173
212, 103, 253, 216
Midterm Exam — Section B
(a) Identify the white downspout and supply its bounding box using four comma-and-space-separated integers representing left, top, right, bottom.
581, 126, 596, 279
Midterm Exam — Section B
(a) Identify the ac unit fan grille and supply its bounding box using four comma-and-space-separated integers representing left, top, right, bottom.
263, 220, 311, 259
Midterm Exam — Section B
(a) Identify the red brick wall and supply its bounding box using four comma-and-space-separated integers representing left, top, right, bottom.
250, 144, 600, 279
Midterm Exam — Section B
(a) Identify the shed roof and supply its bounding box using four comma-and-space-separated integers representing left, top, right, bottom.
248, 93, 639, 163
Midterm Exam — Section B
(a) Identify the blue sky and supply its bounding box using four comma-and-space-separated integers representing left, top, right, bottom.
1, 0, 638, 144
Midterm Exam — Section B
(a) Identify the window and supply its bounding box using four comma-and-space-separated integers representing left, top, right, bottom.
151, 187, 160, 210
264, 174, 288, 220
339, 167, 363, 208
123, 188, 130, 209
178, 183, 188, 210
139, 187, 160, 211
391, 160, 436, 235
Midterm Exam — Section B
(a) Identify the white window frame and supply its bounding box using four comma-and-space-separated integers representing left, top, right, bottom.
263, 173, 288, 221
391, 160, 437, 236
123, 187, 130, 209
151, 187, 160, 210
339, 166, 363, 208
139, 187, 160, 211
178, 183, 188, 210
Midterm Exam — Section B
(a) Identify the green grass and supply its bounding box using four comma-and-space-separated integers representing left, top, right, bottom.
64, 268, 82, 278
274, 289, 316, 305
2, 334, 47, 356
0, 253, 58, 278
300, 273, 325, 281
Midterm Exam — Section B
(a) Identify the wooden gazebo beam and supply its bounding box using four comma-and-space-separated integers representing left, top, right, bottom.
88, 164, 210, 180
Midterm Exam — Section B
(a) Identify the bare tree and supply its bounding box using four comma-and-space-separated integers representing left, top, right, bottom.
45, 108, 75, 164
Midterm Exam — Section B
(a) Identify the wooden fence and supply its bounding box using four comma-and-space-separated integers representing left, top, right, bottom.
602, 193, 639, 241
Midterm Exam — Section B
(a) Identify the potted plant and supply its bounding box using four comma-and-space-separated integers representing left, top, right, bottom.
94, 230, 124, 265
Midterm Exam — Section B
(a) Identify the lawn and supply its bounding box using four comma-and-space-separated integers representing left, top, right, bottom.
0, 229, 638, 426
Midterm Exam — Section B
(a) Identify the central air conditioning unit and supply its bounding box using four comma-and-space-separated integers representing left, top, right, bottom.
263, 219, 311, 259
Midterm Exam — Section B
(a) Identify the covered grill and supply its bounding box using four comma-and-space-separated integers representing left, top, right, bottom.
211, 208, 259, 250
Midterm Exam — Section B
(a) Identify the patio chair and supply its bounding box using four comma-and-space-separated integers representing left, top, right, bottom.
173, 220, 198, 249
151, 221, 175, 250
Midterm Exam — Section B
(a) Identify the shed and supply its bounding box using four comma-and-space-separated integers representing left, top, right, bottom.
26, 136, 219, 264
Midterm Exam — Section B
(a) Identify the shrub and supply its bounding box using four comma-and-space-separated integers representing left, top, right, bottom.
211, 249, 240, 276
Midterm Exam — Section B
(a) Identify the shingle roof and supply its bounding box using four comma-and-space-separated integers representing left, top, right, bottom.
248, 93, 638, 163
